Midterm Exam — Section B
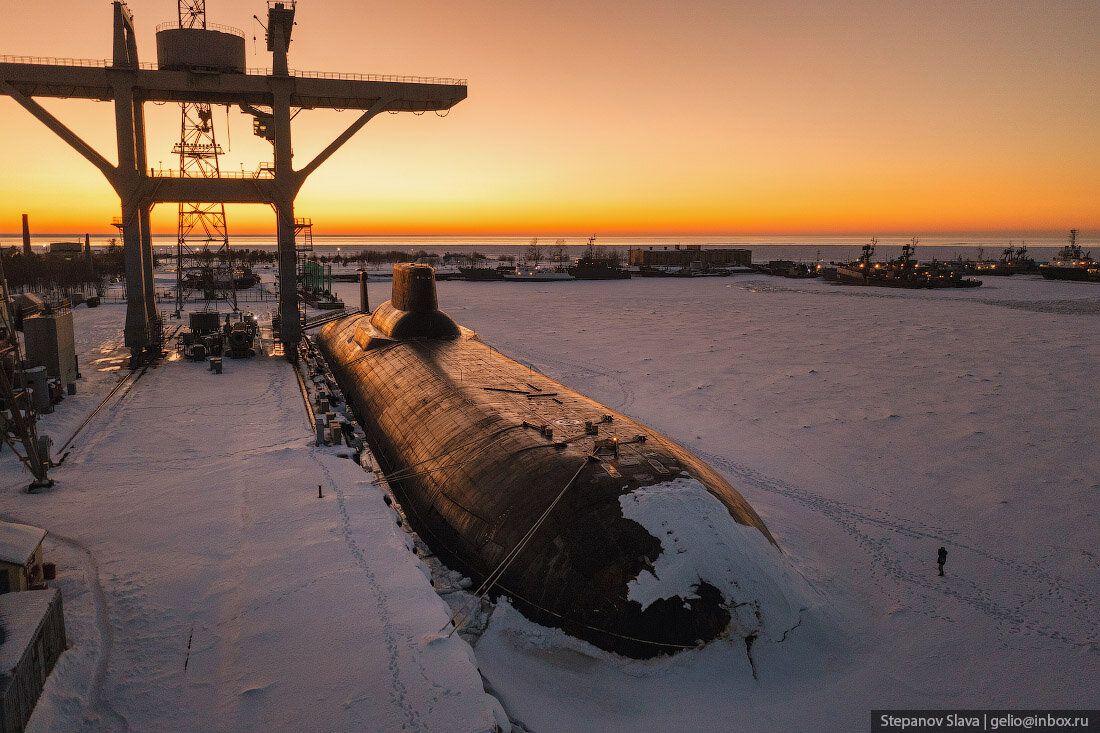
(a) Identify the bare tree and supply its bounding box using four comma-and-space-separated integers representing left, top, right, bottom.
551, 239, 568, 265
525, 237, 542, 266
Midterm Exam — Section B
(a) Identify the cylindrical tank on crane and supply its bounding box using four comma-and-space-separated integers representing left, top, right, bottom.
155, 24, 246, 73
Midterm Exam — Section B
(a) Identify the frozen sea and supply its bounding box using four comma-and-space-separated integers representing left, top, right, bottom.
2, 269, 1098, 731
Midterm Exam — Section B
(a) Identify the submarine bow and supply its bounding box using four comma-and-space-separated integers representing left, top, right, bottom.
317, 263, 799, 658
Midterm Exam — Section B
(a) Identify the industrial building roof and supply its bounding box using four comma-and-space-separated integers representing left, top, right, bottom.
0, 589, 58, 678
0, 522, 46, 565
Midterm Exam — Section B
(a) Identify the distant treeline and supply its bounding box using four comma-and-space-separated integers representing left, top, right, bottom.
151, 247, 278, 268
2, 242, 125, 301
309, 249, 476, 266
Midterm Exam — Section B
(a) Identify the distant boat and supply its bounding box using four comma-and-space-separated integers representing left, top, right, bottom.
1040, 230, 1099, 282
502, 264, 574, 282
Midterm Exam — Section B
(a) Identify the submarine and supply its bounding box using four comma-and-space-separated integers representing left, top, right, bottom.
317, 263, 800, 658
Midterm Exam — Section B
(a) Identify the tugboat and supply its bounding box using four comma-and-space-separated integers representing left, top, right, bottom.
1040, 229, 1099, 281
567, 235, 631, 280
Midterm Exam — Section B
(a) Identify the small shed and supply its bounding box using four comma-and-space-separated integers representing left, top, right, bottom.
0, 589, 67, 733
0, 524, 47, 595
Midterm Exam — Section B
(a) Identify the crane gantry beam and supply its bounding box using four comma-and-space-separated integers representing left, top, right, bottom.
0, 63, 466, 112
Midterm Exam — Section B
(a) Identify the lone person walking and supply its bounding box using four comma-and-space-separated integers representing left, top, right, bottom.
937, 546, 948, 576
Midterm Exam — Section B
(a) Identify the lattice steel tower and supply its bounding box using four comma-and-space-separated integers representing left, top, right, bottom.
174, 0, 237, 314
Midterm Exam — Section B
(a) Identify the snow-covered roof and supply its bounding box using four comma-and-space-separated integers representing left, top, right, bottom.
12, 292, 44, 309
0, 589, 59, 675
0, 522, 47, 565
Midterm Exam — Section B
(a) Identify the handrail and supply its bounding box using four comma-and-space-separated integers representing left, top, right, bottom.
148, 167, 275, 180
287, 69, 467, 86
0, 55, 115, 68
154, 21, 246, 37
0, 54, 466, 86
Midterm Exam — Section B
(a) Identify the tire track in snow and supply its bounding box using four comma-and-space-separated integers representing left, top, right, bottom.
311, 452, 425, 732
697, 450, 1097, 649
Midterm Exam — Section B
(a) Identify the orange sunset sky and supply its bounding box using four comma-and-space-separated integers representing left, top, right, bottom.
1, 0, 1098, 236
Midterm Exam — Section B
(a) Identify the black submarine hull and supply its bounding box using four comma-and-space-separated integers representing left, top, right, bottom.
317, 264, 779, 657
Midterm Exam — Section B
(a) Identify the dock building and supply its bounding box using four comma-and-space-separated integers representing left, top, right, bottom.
628, 245, 751, 268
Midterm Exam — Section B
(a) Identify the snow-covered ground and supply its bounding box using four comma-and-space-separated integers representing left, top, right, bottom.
410, 274, 1100, 731
3, 272, 1098, 731
2, 299, 506, 732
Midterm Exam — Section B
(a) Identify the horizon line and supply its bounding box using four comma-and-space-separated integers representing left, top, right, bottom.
0, 229, 1090, 240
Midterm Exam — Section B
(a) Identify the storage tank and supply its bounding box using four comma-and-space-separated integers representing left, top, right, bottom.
22, 366, 51, 412
156, 24, 246, 73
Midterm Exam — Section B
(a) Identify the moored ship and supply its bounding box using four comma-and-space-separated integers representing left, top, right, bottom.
837, 238, 981, 288
974, 244, 1039, 276
1040, 229, 1099, 282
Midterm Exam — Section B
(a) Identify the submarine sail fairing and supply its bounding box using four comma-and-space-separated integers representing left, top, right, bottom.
317, 263, 801, 658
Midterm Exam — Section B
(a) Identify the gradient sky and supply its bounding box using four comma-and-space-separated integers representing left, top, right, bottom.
1, 0, 1098, 236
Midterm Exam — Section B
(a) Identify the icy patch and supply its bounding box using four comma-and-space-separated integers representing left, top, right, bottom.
621, 477, 809, 641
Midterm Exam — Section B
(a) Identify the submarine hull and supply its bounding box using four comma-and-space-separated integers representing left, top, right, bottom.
316, 264, 782, 657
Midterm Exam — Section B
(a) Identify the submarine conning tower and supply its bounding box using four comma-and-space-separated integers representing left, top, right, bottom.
369, 263, 461, 339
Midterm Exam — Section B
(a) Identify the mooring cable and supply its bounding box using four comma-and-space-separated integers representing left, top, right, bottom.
442, 454, 593, 636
